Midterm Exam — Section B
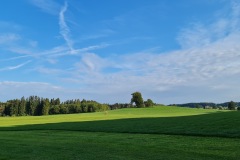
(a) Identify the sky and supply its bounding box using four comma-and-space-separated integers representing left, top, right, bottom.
0, 0, 240, 104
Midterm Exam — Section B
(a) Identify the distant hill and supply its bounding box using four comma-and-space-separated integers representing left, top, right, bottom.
169, 102, 240, 109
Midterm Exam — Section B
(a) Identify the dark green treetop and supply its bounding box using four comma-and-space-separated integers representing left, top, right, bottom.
131, 92, 144, 108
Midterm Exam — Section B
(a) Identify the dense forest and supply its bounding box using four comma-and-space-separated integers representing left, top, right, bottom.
0, 96, 109, 116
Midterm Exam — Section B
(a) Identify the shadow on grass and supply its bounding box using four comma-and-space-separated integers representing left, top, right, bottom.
1, 111, 240, 138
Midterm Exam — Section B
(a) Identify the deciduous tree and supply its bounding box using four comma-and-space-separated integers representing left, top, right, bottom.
144, 99, 154, 107
131, 92, 144, 108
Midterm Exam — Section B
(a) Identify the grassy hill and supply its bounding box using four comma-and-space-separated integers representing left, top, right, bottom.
0, 106, 239, 159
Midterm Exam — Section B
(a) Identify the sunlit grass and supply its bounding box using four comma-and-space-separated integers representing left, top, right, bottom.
0, 106, 239, 160
0, 106, 221, 127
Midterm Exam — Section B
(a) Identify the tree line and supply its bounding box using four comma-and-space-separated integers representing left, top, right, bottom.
0, 96, 109, 116
170, 101, 240, 110
0, 92, 155, 117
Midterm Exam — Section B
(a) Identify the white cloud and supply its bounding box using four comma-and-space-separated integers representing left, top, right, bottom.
0, 55, 31, 62
31, 1, 75, 54
76, 53, 109, 72
74, 44, 110, 54
2, 31, 240, 103
0, 81, 63, 101
0, 60, 32, 71
2, 0, 240, 104
0, 33, 20, 44
61, 28, 240, 104
30, 0, 60, 15
59, 1, 74, 53
177, 0, 240, 49
7, 47, 35, 55
36, 67, 66, 75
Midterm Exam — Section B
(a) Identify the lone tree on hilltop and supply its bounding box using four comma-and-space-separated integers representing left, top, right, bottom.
131, 92, 144, 108
228, 101, 236, 110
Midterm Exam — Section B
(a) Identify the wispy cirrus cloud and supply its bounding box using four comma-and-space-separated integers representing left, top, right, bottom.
2, 0, 240, 104
30, 0, 76, 54
2, 30, 240, 103
0, 81, 63, 100
177, 0, 240, 49
0, 55, 31, 62
30, 0, 60, 15
0, 33, 20, 44
64, 31, 240, 103
73, 43, 110, 54
57, 0, 240, 104
0, 60, 32, 71
7, 46, 36, 55
46, 43, 110, 59
59, 1, 75, 53
30, 0, 109, 59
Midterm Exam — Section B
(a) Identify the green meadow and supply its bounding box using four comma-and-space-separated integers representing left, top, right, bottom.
0, 106, 240, 159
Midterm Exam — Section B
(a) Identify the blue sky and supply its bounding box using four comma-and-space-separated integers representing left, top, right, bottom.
0, 0, 240, 104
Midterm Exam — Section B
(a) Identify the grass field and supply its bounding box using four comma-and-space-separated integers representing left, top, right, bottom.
0, 106, 240, 159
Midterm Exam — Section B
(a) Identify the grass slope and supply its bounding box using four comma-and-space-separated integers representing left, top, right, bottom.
0, 106, 218, 127
0, 106, 240, 160
0, 107, 239, 137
